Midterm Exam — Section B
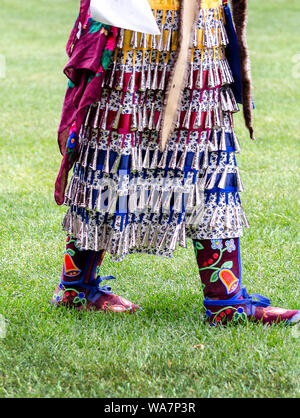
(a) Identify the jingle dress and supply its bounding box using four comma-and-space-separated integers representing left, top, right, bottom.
61, 0, 250, 261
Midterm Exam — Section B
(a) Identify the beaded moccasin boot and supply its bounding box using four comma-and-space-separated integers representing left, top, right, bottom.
193, 238, 300, 325
51, 237, 140, 313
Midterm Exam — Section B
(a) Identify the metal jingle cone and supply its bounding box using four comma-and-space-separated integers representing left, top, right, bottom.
169, 223, 181, 251
82, 222, 90, 251
195, 183, 203, 207
211, 129, 219, 151
141, 223, 151, 247
90, 145, 98, 171
156, 111, 162, 130
108, 60, 117, 88
128, 67, 136, 94
108, 190, 118, 215
219, 20, 228, 45
81, 143, 90, 168
164, 29, 172, 51
173, 191, 183, 213
236, 168, 244, 192
153, 190, 163, 213
94, 225, 99, 252
186, 184, 195, 210
224, 60, 234, 84
158, 145, 168, 169
151, 33, 158, 49
129, 221, 136, 248
150, 147, 159, 169
228, 88, 239, 112
206, 170, 218, 190
137, 146, 143, 171
100, 222, 107, 249
195, 61, 203, 90
62, 209, 71, 232
129, 187, 138, 213
214, 106, 221, 128
137, 184, 146, 211
151, 63, 159, 90
193, 106, 202, 129
130, 104, 138, 131
136, 221, 142, 248
139, 65, 146, 92
219, 60, 227, 85
157, 224, 168, 250
205, 107, 212, 129
220, 89, 229, 112
131, 147, 138, 172
225, 89, 234, 113
112, 105, 123, 130
137, 105, 143, 132
202, 144, 209, 169
84, 106, 92, 127
191, 143, 200, 170
103, 147, 110, 174
176, 147, 187, 171
175, 110, 181, 129
87, 187, 94, 210
100, 103, 109, 130
110, 151, 122, 174
148, 103, 156, 130
218, 165, 229, 189
219, 127, 227, 151
178, 221, 186, 248
162, 188, 173, 212
193, 27, 198, 48
198, 170, 207, 191
122, 225, 130, 255
146, 63, 152, 90
183, 104, 192, 129
188, 62, 194, 89
168, 143, 179, 169
117, 28, 125, 48
66, 177, 74, 200
142, 145, 150, 169
232, 130, 241, 153
147, 186, 156, 209
142, 105, 149, 129
130, 31, 138, 49
140, 32, 147, 49
116, 65, 125, 91
159, 63, 167, 90
207, 62, 215, 88
93, 102, 101, 129
157, 26, 164, 51
214, 61, 220, 86
95, 187, 103, 212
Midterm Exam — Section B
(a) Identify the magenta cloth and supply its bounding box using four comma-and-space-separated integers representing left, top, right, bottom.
55, 0, 118, 205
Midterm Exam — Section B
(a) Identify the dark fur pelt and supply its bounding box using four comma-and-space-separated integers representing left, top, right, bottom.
231, 0, 255, 140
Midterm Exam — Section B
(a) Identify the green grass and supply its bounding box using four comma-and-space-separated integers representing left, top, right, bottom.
0, 0, 299, 398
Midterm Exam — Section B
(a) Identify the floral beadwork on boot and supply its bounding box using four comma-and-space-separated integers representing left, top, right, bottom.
53, 283, 87, 308
194, 238, 300, 326
194, 238, 241, 298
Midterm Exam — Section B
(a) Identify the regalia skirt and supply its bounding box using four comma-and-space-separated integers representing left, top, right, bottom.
62, 0, 249, 261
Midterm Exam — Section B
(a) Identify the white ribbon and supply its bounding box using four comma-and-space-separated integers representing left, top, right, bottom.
90, 0, 160, 35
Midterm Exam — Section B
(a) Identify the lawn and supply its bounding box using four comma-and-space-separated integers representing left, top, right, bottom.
0, 0, 299, 398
